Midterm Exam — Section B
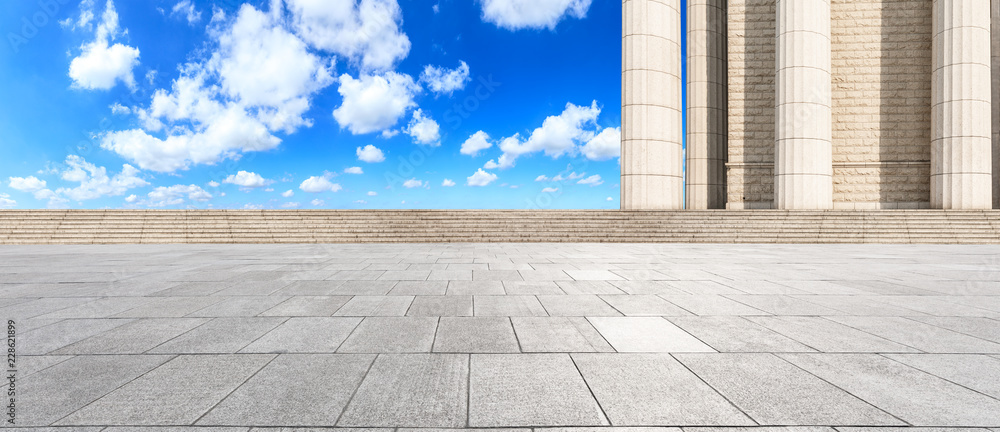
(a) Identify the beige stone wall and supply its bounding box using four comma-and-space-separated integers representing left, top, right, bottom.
993, 0, 999, 209
726, 0, 775, 209
727, 0, 934, 209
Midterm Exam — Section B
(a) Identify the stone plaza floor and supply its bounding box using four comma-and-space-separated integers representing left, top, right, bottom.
2, 243, 1000, 430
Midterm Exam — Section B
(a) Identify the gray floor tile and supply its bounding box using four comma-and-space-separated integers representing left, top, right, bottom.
448, 281, 506, 295
271, 280, 345, 296
337, 317, 438, 353
260, 296, 352, 316
790, 296, 926, 316
600, 295, 692, 316
746, 317, 918, 353
884, 354, 1000, 399
19, 355, 172, 426
407, 295, 474, 316
426, 270, 474, 281
389, 281, 449, 295
557, 281, 626, 295
724, 295, 841, 316
667, 280, 747, 295
378, 270, 430, 281
241, 317, 361, 353
512, 317, 614, 353
781, 353, 1000, 426
113, 296, 227, 318
610, 281, 687, 295
199, 354, 375, 426
334, 296, 414, 316
906, 316, 1000, 344
149, 317, 286, 354
52, 318, 209, 354
212, 280, 292, 296
152, 281, 231, 297
537, 295, 622, 316
518, 270, 574, 281
58, 354, 274, 426
20, 318, 134, 355
434, 317, 520, 353
565, 270, 625, 281
572, 353, 754, 426
668, 316, 817, 353
676, 353, 903, 425
474, 295, 548, 316
660, 295, 770, 316
827, 316, 1000, 353
328, 270, 386, 281
473, 270, 523, 281
339, 354, 468, 427
33, 297, 153, 319
187, 296, 289, 317
331, 281, 398, 295
17, 355, 75, 378
588, 317, 715, 353
502, 281, 565, 295
470, 353, 607, 426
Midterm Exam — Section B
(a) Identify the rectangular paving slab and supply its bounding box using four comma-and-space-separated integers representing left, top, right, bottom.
337, 317, 438, 353
52, 318, 209, 354
667, 316, 817, 353
511, 317, 615, 353
433, 317, 520, 353
57, 354, 275, 426
588, 317, 715, 353
338, 354, 468, 427
469, 353, 608, 427
241, 317, 362, 353
148, 317, 286, 354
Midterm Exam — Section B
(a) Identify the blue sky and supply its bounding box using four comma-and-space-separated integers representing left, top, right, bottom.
0, 0, 634, 210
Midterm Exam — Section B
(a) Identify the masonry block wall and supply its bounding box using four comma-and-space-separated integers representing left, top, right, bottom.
993, 0, 999, 209
727, 0, 940, 209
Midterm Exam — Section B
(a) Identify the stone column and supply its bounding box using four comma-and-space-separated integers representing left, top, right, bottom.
686, 0, 728, 209
622, 0, 683, 210
774, 0, 833, 210
931, 0, 993, 209
992, 0, 999, 209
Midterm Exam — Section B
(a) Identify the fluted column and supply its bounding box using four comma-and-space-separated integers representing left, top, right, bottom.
992, 0, 999, 209
774, 0, 833, 210
932, 0, 993, 209
622, 0, 683, 210
686, 0, 728, 209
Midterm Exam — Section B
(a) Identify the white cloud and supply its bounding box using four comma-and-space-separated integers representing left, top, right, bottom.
281, 202, 301, 208
405, 109, 440, 146
54, 155, 149, 202
0, 194, 15, 209
265, 188, 274, 192
110, 103, 131, 115
607, 197, 614, 201
243, 203, 264, 210
442, 179, 456, 187
223, 171, 272, 188
68, 0, 141, 91
403, 178, 423, 188
100, 2, 334, 173
344, 166, 364, 174
171, 0, 201, 24
577, 174, 603, 186
282, 190, 295, 197
420, 61, 471, 95
498, 101, 600, 169
367, 191, 377, 196
300, 175, 342, 193
467, 169, 498, 187
552, 171, 584, 182
460, 131, 492, 156
542, 187, 558, 193
208, 181, 220, 187
125, 194, 138, 203
581, 127, 620, 161
535, 175, 549, 182
357, 145, 386, 163
147, 184, 212, 207
286, 0, 411, 71
8, 176, 47, 192
334, 72, 419, 135
483, 160, 500, 169
354, 200, 367, 204
480, 0, 592, 30
311, 198, 324, 206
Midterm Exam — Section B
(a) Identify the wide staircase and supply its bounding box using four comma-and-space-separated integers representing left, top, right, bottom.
0, 210, 999, 244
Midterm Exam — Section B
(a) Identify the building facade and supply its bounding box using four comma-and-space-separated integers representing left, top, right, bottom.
622, 0, 1000, 210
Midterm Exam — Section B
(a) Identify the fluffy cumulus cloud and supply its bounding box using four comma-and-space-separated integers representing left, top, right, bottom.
405, 109, 440, 146
311, 199, 325, 206
0, 194, 15, 209
171, 0, 201, 25
541, 187, 558, 193
300, 174, 342, 193
402, 178, 423, 188
535, 175, 549, 182
420, 61, 471, 95
8, 176, 47, 193
577, 174, 603, 186
479, 0, 592, 31
68, 0, 141, 90
356, 145, 386, 163
496, 101, 602, 169
467, 169, 498, 187
43, 155, 149, 203
344, 167, 364, 174
483, 160, 500, 169
333, 72, 419, 135
282, 190, 295, 197
100, 2, 335, 172
147, 184, 213, 207
286, 0, 410, 71
580, 127, 620, 161
442, 179, 456, 187
460, 131, 492, 156
223, 171, 272, 188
